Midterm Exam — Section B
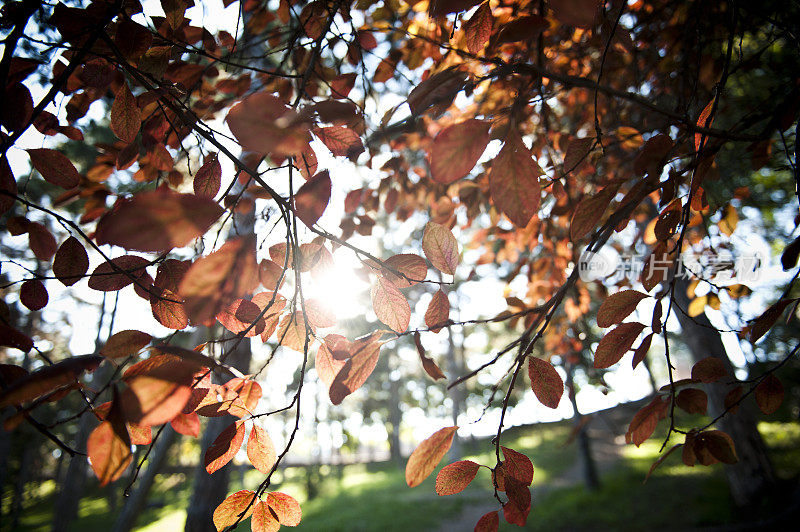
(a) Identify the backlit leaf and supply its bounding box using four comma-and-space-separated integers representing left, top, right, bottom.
596, 290, 648, 328
121, 358, 196, 426
205, 421, 246, 474
294, 170, 331, 227
425, 289, 450, 332
248, 425, 277, 474
252, 500, 280, 532
690, 357, 727, 383
755, 374, 783, 415
489, 130, 542, 227
313, 126, 363, 158
0, 355, 102, 408
212, 489, 255, 531
20, 280, 48, 311
405, 426, 458, 487
371, 276, 411, 333
53, 236, 89, 286
527, 357, 563, 409
570, 183, 620, 241
87, 420, 132, 486
382, 253, 427, 288
266, 492, 302, 526
463, 2, 493, 54
329, 340, 381, 405
414, 332, 446, 380
430, 119, 490, 184
435, 460, 480, 495
594, 322, 646, 369
226, 92, 309, 156
101, 330, 152, 359
170, 411, 200, 438
422, 222, 460, 275
110, 83, 141, 143
27, 148, 80, 189
193, 153, 221, 198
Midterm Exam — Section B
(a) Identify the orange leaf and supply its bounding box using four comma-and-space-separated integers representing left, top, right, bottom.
276, 311, 315, 352
425, 289, 450, 332
381, 253, 428, 288
435, 460, 480, 495
474, 510, 499, 532
755, 374, 783, 415
489, 130, 542, 227
120, 359, 196, 426
596, 290, 648, 328
27, 148, 80, 189
95, 189, 223, 253
371, 276, 411, 333
422, 222, 460, 275
294, 170, 331, 227
430, 119, 490, 184
266, 492, 302, 526
405, 426, 458, 487
216, 299, 265, 337
53, 236, 89, 287
0, 355, 102, 408
252, 500, 280, 532
212, 490, 256, 531
315, 341, 347, 389
87, 420, 133, 486
527, 357, 563, 409
313, 126, 363, 158
170, 411, 200, 438
695, 99, 715, 151
110, 83, 141, 143
247, 425, 277, 474
570, 183, 620, 241
205, 420, 246, 474
100, 330, 152, 359
414, 332, 446, 380
594, 322, 646, 369
329, 340, 381, 405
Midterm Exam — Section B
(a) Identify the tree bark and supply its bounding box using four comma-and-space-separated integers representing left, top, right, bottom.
672, 278, 776, 507
113, 426, 178, 532
566, 363, 600, 490
51, 410, 93, 532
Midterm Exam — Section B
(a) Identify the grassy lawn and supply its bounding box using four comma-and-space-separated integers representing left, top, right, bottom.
3, 420, 797, 531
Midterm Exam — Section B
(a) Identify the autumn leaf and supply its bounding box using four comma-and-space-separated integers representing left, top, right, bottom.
422, 222, 460, 275
170, 411, 200, 438
53, 236, 89, 286
20, 280, 48, 311
371, 276, 411, 333
382, 253, 428, 288
463, 2, 493, 54
690, 357, 727, 383
294, 170, 331, 227
489, 129, 542, 227
95, 189, 223, 253
570, 183, 620, 241
252, 500, 280, 532
110, 83, 141, 143
435, 460, 480, 495
100, 330, 152, 359
551, 0, 602, 28
205, 421, 246, 474
414, 331, 446, 380
755, 374, 783, 415
225, 92, 309, 156
193, 153, 221, 198
267, 492, 302, 526
594, 322, 646, 369
329, 340, 381, 405
527, 357, 563, 409
212, 490, 256, 531
405, 426, 458, 487
0, 355, 102, 408
596, 290, 648, 328
424, 289, 450, 332
631, 333, 653, 370
27, 148, 80, 189
676, 388, 708, 415
626, 395, 667, 447
313, 126, 363, 158
474, 511, 499, 532
87, 420, 133, 486
429, 119, 490, 184
247, 425, 277, 474
120, 358, 196, 426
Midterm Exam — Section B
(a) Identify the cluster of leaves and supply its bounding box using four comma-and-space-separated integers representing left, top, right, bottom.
1, 0, 798, 529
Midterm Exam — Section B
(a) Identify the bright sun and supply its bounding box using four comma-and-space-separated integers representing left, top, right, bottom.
304, 250, 369, 320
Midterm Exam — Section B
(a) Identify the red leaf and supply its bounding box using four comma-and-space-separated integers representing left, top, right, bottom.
503, 499, 530, 526
179, 236, 260, 323
0, 355, 102, 408
755, 374, 784, 415
435, 460, 480, 495
570, 183, 620, 241
170, 411, 200, 438
695, 99, 715, 151
474, 511, 499, 532
702, 430, 738, 464
248, 425, 277, 474
497, 446, 534, 488
371, 276, 411, 333
527, 357, 563, 409
101, 330, 152, 359
425, 289, 450, 332
87, 420, 132, 486
27, 222, 57, 261
95, 189, 223, 253
53, 236, 89, 286
266, 492, 302, 526
205, 421, 246, 474
489, 129, 542, 227
27, 148, 80, 189
382, 253, 428, 288
0, 324, 33, 353
193, 153, 221, 198
252, 501, 280, 532
422, 221, 460, 275
596, 290, 648, 328
329, 340, 381, 405
110, 83, 141, 143
212, 490, 256, 531
463, 2, 493, 54
625, 395, 668, 447
20, 279, 48, 311
314, 126, 363, 158
594, 322, 646, 369
294, 170, 331, 227
430, 119, 490, 184
226, 92, 309, 156
88, 255, 150, 292
330, 73, 356, 99
690, 357, 727, 383
631, 333, 653, 370
405, 426, 458, 487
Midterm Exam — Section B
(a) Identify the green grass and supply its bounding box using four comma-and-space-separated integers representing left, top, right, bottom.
3, 420, 797, 531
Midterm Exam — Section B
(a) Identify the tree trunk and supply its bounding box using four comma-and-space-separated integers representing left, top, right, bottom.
446, 325, 464, 460
387, 377, 402, 467
113, 426, 178, 532
672, 278, 776, 507
566, 363, 600, 490
51, 411, 94, 532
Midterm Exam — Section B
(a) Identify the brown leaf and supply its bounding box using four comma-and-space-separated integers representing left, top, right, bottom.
193, 153, 221, 198
212, 489, 255, 531
95, 189, 223, 253
425, 289, 450, 332
110, 83, 141, 143
690, 357, 727, 383
596, 290, 648, 328
675, 388, 708, 415
625, 395, 667, 447
463, 2, 493, 54
631, 333, 653, 370
27, 148, 80, 189
570, 183, 620, 241
407, 69, 468, 116
594, 322, 646, 369
248, 425, 277, 474
226, 92, 309, 156
414, 331, 446, 380
755, 374, 784, 415
0, 355, 102, 408
313, 126, 363, 158
701, 430, 738, 464
329, 340, 381, 404
120, 358, 196, 426
430, 119, 490, 184
489, 130, 542, 227
88, 255, 150, 292
205, 421, 246, 474
474, 511, 499, 532
405, 426, 458, 487
20, 280, 48, 311
435, 460, 480, 495
382, 253, 428, 288
371, 276, 411, 333
422, 221, 460, 275
27, 222, 57, 261
527, 357, 563, 409
53, 236, 89, 286
749, 299, 794, 344
101, 330, 152, 359
645, 444, 682, 482
294, 170, 331, 227
551, 0, 602, 28
316, 341, 348, 389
